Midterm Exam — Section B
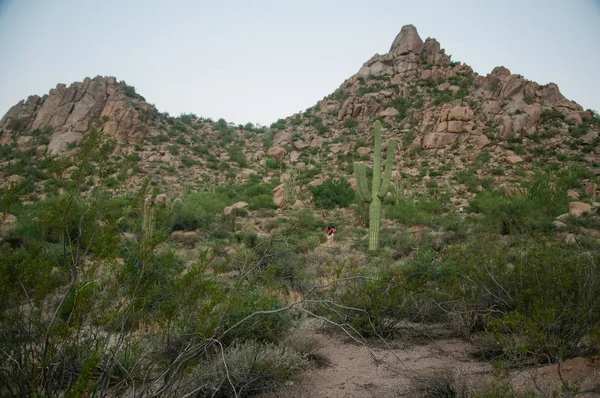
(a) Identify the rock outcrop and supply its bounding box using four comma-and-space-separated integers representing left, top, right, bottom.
358, 25, 450, 78
0, 76, 154, 152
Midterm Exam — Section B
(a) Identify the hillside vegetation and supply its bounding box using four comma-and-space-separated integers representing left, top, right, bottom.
0, 25, 599, 397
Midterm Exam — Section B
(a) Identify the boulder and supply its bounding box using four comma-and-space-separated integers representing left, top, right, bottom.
267, 147, 286, 159
553, 221, 567, 228
500, 74, 524, 98
472, 135, 490, 149
567, 189, 580, 200
241, 169, 257, 181
3, 175, 24, 188
585, 183, 597, 197
389, 24, 423, 56
293, 140, 308, 150
379, 107, 399, 117
565, 112, 583, 125
290, 151, 300, 163
505, 155, 523, 164
273, 131, 293, 146
47, 131, 83, 156
447, 106, 472, 121
495, 115, 513, 136
272, 184, 285, 208
16, 136, 34, 149
310, 138, 323, 148
447, 121, 465, 133
224, 201, 249, 216
565, 234, 577, 245
581, 130, 598, 145
36, 145, 47, 157
568, 202, 592, 217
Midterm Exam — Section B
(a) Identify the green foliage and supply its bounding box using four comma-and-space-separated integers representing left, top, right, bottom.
227, 145, 248, 167
123, 84, 142, 99
311, 177, 356, 209
343, 118, 358, 128
386, 198, 442, 226
270, 118, 287, 130
265, 158, 282, 170
391, 97, 410, 120
469, 170, 571, 234
455, 170, 490, 191
443, 236, 600, 362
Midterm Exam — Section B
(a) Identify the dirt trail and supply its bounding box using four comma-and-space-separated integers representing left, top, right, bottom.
263, 328, 600, 398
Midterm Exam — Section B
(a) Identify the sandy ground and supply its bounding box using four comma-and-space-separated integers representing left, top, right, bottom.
262, 327, 600, 398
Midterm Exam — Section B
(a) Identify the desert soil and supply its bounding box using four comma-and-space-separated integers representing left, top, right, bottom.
262, 324, 600, 398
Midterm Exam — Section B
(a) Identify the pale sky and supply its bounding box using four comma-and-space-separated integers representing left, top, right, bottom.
1, 0, 599, 126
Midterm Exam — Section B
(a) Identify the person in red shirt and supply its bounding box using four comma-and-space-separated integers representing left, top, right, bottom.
326, 225, 336, 243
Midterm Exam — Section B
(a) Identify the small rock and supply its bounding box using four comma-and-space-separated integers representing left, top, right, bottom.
379, 107, 399, 117
567, 189, 580, 200
553, 221, 567, 228
505, 155, 523, 164
568, 202, 592, 217
267, 147, 286, 159
224, 201, 249, 216
154, 194, 168, 204
565, 233, 577, 244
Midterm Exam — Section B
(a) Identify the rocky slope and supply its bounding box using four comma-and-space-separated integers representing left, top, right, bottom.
0, 24, 598, 204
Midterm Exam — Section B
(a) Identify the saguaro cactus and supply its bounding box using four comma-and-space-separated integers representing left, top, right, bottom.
354, 121, 395, 251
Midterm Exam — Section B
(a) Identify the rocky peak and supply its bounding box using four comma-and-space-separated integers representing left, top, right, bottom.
389, 24, 423, 56
358, 25, 450, 78
0, 76, 153, 149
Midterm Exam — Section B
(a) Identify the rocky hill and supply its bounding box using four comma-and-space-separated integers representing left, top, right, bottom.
0, 24, 598, 205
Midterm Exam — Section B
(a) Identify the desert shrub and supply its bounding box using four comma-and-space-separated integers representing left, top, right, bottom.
386, 198, 442, 226
227, 146, 248, 167
311, 177, 356, 209
316, 266, 411, 338
247, 194, 276, 210
184, 340, 307, 397
343, 118, 358, 128
455, 170, 490, 191
218, 285, 290, 344
180, 155, 197, 167
469, 191, 555, 234
443, 236, 600, 363
270, 118, 286, 130
391, 97, 410, 120
172, 192, 230, 231
470, 171, 569, 234
265, 158, 282, 169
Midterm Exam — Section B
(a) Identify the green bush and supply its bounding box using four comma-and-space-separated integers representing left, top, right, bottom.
311, 177, 356, 209
247, 194, 276, 210
443, 236, 600, 363
386, 198, 442, 226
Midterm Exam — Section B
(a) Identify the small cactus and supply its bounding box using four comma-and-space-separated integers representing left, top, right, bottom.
283, 169, 297, 206
354, 121, 395, 251
142, 197, 155, 239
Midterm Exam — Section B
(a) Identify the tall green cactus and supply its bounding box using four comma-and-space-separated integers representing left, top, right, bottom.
354, 121, 395, 251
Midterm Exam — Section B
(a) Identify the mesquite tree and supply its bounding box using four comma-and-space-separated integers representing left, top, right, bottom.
354, 121, 395, 251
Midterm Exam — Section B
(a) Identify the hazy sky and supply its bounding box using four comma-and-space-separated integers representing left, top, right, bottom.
0, 0, 599, 126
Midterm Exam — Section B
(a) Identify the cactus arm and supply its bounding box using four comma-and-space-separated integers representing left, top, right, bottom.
354, 162, 372, 203
378, 139, 396, 199
371, 121, 382, 195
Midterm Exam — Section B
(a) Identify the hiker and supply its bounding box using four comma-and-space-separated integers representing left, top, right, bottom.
326, 225, 336, 243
